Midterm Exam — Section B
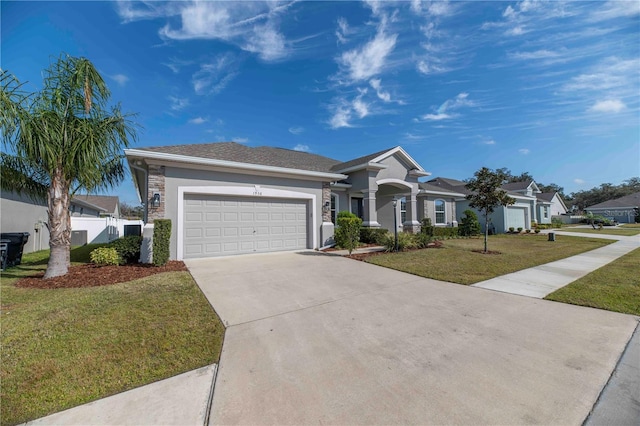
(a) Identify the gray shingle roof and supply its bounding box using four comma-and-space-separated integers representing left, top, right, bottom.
419, 182, 465, 195
537, 192, 556, 202
426, 177, 470, 194
72, 195, 118, 213
501, 180, 533, 191
329, 147, 396, 172
587, 192, 640, 209
139, 142, 342, 173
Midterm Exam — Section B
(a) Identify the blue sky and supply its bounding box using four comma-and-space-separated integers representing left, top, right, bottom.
2, 0, 639, 205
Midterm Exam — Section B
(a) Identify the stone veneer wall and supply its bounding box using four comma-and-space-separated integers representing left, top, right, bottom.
322, 182, 331, 222
147, 165, 165, 223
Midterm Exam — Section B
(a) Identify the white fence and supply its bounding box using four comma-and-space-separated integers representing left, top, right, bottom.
553, 215, 585, 224
70, 217, 144, 244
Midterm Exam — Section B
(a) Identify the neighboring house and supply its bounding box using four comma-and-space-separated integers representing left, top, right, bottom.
537, 192, 568, 219
0, 189, 49, 253
585, 192, 640, 223
125, 142, 451, 260
425, 178, 549, 233
71, 195, 120, 218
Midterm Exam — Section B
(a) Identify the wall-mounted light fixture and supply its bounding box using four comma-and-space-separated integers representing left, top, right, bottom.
323, 200, 331, 213
151, 193, 161, 208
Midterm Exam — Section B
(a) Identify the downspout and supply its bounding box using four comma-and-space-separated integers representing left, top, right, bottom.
129, 163, 148, 223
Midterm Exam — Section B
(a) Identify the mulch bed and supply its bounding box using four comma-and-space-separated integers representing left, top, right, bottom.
346, 240, 444, 261
15, 261, 188, 289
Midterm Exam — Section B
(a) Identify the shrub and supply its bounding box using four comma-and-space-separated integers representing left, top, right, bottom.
153, 219, 172, 266
534, 228, 541, 234
526, 229, 531, 233
458, 210, 481, 236
90, 247, 121, 266
359, 227, 388, 244
334, 211, 362, 254
420, 217, 434, 237
416, 232, 434, 248
433, 227, 459, 238
381, 231, 419, 252
109, 235, 142, 264
551, 217, 563, 228
517, 227, 523, 233
508, 227, 515, 233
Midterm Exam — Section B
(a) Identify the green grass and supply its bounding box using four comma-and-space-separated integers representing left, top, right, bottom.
557, 227, 640, 236
1, 251, 225, 426
366, 235, 613, 285
545, 248, 640, 315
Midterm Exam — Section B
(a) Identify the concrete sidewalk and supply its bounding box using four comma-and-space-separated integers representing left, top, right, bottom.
472, 234, 639, 298
24, 365, 217, 426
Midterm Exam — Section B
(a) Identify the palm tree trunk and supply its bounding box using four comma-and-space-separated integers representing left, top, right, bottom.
44, 169, 71, 279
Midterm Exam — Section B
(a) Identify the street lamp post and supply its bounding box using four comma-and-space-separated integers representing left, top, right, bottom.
392, 199, 398, 252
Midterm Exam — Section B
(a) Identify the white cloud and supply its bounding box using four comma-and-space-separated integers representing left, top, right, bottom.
329, 100, 352, 129
421, 113, 453, 121
110, 74, 129, 86
519, 148, 531, 155
510, 49, 561, 60
419, 92, 474, 122
482, 139, 496, 145
293, 144, 310, 152
188, 117, 207, 124
588, 1, 640, 22
506, 26, 526, 36
563, 57, 639, 94
416, 59, 448, 75
168, 96, 189, 111
121, 1, 295, 62
192, 53, 239, 95
232, 137, 249, 143
369, 78, 391, 102
288, 126, 304, 135
352, 98, 369, 119
242, 23, 288, 62
574, 178, 586, 185
588, 99, 626, 113
338, 27, 397, 82
403, 132, 425, 141
336, 17, 351, 44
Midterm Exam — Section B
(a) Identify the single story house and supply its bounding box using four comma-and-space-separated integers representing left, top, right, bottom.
424, 178, 553, 233
72, 195, 121, 218
536, 192, 568, 218
585, 192, 640, 224
125, 142, 467, 260
0, 189, 49, 253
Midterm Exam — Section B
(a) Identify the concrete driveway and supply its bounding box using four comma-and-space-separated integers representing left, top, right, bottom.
186, 252, 638, 425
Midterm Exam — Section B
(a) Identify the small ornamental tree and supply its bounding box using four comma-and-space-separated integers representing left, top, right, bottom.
334, 211, 362, 254
458, 209, 481, 236
465, 167, 515, 252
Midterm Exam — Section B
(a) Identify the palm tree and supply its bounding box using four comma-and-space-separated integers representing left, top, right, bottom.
1, 54, 138, 278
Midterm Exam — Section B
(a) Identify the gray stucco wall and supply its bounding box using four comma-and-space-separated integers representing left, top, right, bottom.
160, 165, 325, 259
419, 196, 458, 226
1, 189, 49, 253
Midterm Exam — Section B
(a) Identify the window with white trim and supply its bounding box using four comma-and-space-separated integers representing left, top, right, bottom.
544, 206, 548, 219
400, 197, 407, 224
435, 199, 446, 224
330, 193, 338, 224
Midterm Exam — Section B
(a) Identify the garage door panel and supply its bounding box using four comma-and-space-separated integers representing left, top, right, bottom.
506, 208, 526, 230
183, 194, 309, 258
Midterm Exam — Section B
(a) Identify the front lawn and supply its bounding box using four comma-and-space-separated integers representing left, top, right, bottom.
366, 235, 613, 285
0, 250, 225, 426
557, 226, 640, 236
545, 248, 640, 316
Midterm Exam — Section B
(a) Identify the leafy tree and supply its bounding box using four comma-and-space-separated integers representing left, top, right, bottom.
1, 54, 138, 278
465, 167, 515, 253
120, 201, 144, 219
568, 177, 640, 211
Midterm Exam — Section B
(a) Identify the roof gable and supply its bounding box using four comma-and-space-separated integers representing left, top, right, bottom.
330, 146, 429, 175
73, 195, 119, 213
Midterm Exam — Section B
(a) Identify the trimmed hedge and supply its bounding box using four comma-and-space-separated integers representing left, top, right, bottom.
359, 227, 389, 244
153, 219, 171, 266
109, 235, 142, 264
335, 212, 362, 254
433, 227, 459, 238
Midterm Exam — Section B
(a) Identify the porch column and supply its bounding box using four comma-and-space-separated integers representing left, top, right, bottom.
362, 190, 381, 228
403, 192, 421, 233
320, 182, 335, 247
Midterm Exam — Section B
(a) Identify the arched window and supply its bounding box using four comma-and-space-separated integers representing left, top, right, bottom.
435, 199, 445, 224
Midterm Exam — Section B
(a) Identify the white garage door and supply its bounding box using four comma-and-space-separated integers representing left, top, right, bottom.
183, 194, 309, 258
506, 207, 527, 230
